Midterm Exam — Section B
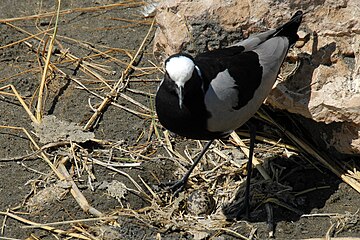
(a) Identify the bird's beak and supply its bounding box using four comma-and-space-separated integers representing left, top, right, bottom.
177, 86, 184, 109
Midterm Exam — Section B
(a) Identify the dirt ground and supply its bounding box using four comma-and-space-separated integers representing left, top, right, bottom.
0, 1, 359, 239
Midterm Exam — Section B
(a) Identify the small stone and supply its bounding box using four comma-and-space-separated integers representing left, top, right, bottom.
186, 190, 215, 216
295, 30, 310, 48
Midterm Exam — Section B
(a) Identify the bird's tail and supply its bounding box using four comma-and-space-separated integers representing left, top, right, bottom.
273, 10, 303, 46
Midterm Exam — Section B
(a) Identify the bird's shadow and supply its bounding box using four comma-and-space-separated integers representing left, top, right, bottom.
222, 149, 341, 222
223, 33, 342, 225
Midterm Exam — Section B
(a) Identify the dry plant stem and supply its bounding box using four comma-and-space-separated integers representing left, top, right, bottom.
84, 18, 156, 131
230, 131, 271, 181
0, 68, 39, 83
92, 158, 151, 201
0, 125, 61, 177
22, 216, 117, 228
0, 141, 69, 161
236, 130, 298, 152
89, 156, 141, 168
0, 1, 143, 23
57, 157, 103, 217
0, 85, 39, 124
0, 211, 92, 240
36, 0, 61, 121
60, 51, 112, 88
0, 209, 9, 235
0, 26, 53, 50
214, 228, 250, 240
0, 128, 101, 217
71, 77, 151, 118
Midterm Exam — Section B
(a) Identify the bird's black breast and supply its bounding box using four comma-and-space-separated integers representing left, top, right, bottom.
155, 73, 225, 140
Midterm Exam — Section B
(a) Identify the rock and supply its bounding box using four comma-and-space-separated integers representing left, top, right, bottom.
153, 0, 360, 154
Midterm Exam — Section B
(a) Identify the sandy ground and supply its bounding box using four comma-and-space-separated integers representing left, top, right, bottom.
0, 1, 359, 239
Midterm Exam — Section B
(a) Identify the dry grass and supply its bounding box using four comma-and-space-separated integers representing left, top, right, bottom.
0, 1, 359, 239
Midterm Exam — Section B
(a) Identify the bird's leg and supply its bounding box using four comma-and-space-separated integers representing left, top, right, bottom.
242, 123, 256, 219
166, 139, 214, 196
266, 201, 275, 238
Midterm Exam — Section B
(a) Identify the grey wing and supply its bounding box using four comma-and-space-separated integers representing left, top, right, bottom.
205, 36, 290, 133
233, 29, 277, 51
253, 36, 289, 81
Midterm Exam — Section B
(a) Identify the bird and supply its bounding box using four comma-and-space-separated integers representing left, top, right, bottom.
155, 11, 303, 218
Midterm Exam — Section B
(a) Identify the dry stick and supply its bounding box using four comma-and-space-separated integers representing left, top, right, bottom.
57, 157, 103, 217
236, 131, 299, 152
214, 228, 250, 240
71, 77, 151, 118
83, 18, 156, 131
0, 67, 40, 83
36, 0, 61, 122
0, 209, 9, 235
0, 141, 70, 161
0, 85, 39, 124
0, 126, 101, 217
59, 51, 113, 89
0, 1, 143, 23
55, 34, 134, 64
22, 216, 117, 228
118, 92, 152, 113
0, 125, 63, 179
0, 27, 53, 50
91, 157, 147, 194
0, 211, 92, 240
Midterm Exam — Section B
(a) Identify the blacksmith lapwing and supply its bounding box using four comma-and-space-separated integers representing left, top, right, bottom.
155, 11, 303, 217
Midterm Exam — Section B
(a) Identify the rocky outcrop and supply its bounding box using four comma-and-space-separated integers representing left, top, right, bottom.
153, 0, 360, 154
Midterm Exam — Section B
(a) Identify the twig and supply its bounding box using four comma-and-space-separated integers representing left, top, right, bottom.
214, 228, 250, 240
21, 216, 117, 228
84, 18, 156, 130
0, 211, 92, 240
0, 125, 61, 177
57, 157, 103, 217
89, 157, 141, 168
36, 0, 61, 121
0, 2, 144, 23
0, 27, 53, 50
0, 141, 69, 162
0, 85, 39, 124
71, 77, 151, 118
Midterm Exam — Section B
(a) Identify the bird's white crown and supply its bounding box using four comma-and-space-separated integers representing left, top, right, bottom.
165, 55, 195, 88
